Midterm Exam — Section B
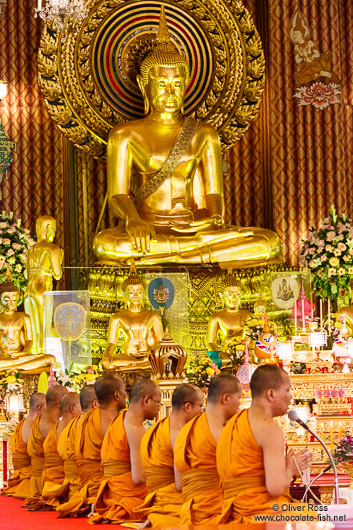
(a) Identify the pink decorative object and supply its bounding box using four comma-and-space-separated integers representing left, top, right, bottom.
331, 386, 338, 398
338, 385, 345, 398
291, 280, 313, 321
323, 386, 330, 398
293, 82, 341, 109
48, 361, 59, 387
315, 386, 322, 399
236, 344, 257, 385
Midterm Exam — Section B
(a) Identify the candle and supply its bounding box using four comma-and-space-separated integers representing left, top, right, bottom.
38, 0, 42, 10
339, 422, 342, 440
320, 298, 323, 329
302, 298, 305, 330
328, 299, 331, 330
310, 293, 313, 320
330, 421, 334, 451
294, 300, 297, 335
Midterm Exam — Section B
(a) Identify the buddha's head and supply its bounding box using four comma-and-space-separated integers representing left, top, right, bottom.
137, 6, 189, 115
222, 275, 242, 310
36, 215, 56, 242
122, 262, 144, 307
0, 281, 19, 313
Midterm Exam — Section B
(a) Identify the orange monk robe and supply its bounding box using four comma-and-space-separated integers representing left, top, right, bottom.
26, 417, 45, 498
89, 411, 148, 525
56, 415, 81, 501
135, 417, 183, 527
217, 409, 295, 524
56, 408, 104, 517
40, 423, 65, 508
174, 412, 223, 526
2, 418, 32, 499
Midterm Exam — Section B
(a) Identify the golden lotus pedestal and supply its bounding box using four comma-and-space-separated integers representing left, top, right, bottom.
83, 262, 292, 364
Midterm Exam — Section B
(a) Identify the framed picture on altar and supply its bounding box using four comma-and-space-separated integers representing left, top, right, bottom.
270, 271, 311, 311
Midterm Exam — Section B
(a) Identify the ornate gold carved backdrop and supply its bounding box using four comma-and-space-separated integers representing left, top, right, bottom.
0, 0, 65, 247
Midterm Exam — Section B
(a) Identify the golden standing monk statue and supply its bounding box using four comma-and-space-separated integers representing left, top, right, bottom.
24, 216, 63, 354
101, 266, 164, 372
0, 281, 54, 371
207, 276, 250, 359
93, 8, 280, 267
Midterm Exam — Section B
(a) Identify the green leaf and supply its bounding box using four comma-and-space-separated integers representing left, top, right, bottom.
330, 205, 338, 226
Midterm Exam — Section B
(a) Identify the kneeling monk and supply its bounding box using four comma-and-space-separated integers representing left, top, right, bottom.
136, 383, 203, 528
38, 393, 82, 509
26, 385, 68, 503
3, 392, 45, 499
217, 365, 313, 523
56, 386, 98, 504
89, 379, 161, 524
174, 375, 242, 525
57, 374, 126, 517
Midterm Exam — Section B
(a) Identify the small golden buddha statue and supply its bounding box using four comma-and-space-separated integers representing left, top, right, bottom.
93, 7, 280, 267
207, 276, 251, 361
24, 215, 63, 354
337, 284, 353, 332
100, 265, 164, 372
0, 281, 54, 372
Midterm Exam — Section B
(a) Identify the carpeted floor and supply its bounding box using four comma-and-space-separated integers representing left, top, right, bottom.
0, 496, 127, 529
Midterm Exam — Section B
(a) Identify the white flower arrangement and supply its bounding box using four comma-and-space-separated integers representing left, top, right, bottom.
301, 206, 353, 300
0, 211, 35, 301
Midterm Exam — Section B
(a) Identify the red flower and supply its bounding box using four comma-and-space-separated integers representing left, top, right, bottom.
294, 82, 341, 109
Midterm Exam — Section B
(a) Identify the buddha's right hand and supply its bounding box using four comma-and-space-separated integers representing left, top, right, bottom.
125, 217, 156, 254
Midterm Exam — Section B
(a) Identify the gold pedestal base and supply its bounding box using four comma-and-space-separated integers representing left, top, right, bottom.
83, 262, 292, 362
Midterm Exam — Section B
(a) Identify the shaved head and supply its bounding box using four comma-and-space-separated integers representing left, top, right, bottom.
172, 383, 201, 410
129, 378, 159, 404
250, 365, 287, 399
207, 374, 241, 404
80, 385, 97, 412
60, 392, 80, 414
95, 374, 125, 406
29, 392, 46, 411
46, 385, 68, 406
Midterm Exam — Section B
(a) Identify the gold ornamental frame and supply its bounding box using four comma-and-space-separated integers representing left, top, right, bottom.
38, 0, 265, 157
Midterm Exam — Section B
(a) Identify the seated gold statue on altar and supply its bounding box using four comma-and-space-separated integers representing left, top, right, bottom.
93, 8, 280, 267
0, 280, 54, 372
207, 276, 250, 364
100, 265, 163, 372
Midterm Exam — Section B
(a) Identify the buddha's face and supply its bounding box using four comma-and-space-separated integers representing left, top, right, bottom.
46, 221, 56, 243
1, 291, 18, 313
223, 285, 241, 310
125, 283, 143, 307
144, 65, 186, 114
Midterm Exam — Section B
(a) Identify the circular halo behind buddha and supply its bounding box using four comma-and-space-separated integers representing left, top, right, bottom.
38, 0, 265, 156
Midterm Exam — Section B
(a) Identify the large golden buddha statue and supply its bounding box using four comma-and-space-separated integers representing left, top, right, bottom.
24, 215, 63, 354
100, 265, 164, 372
0, 281, 54, 372
207, 275, 250, 359
93, 8, 280, 267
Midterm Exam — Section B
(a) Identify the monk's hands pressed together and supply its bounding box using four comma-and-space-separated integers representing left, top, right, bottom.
286, 447, 313, 477
126, 216, 156, 254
